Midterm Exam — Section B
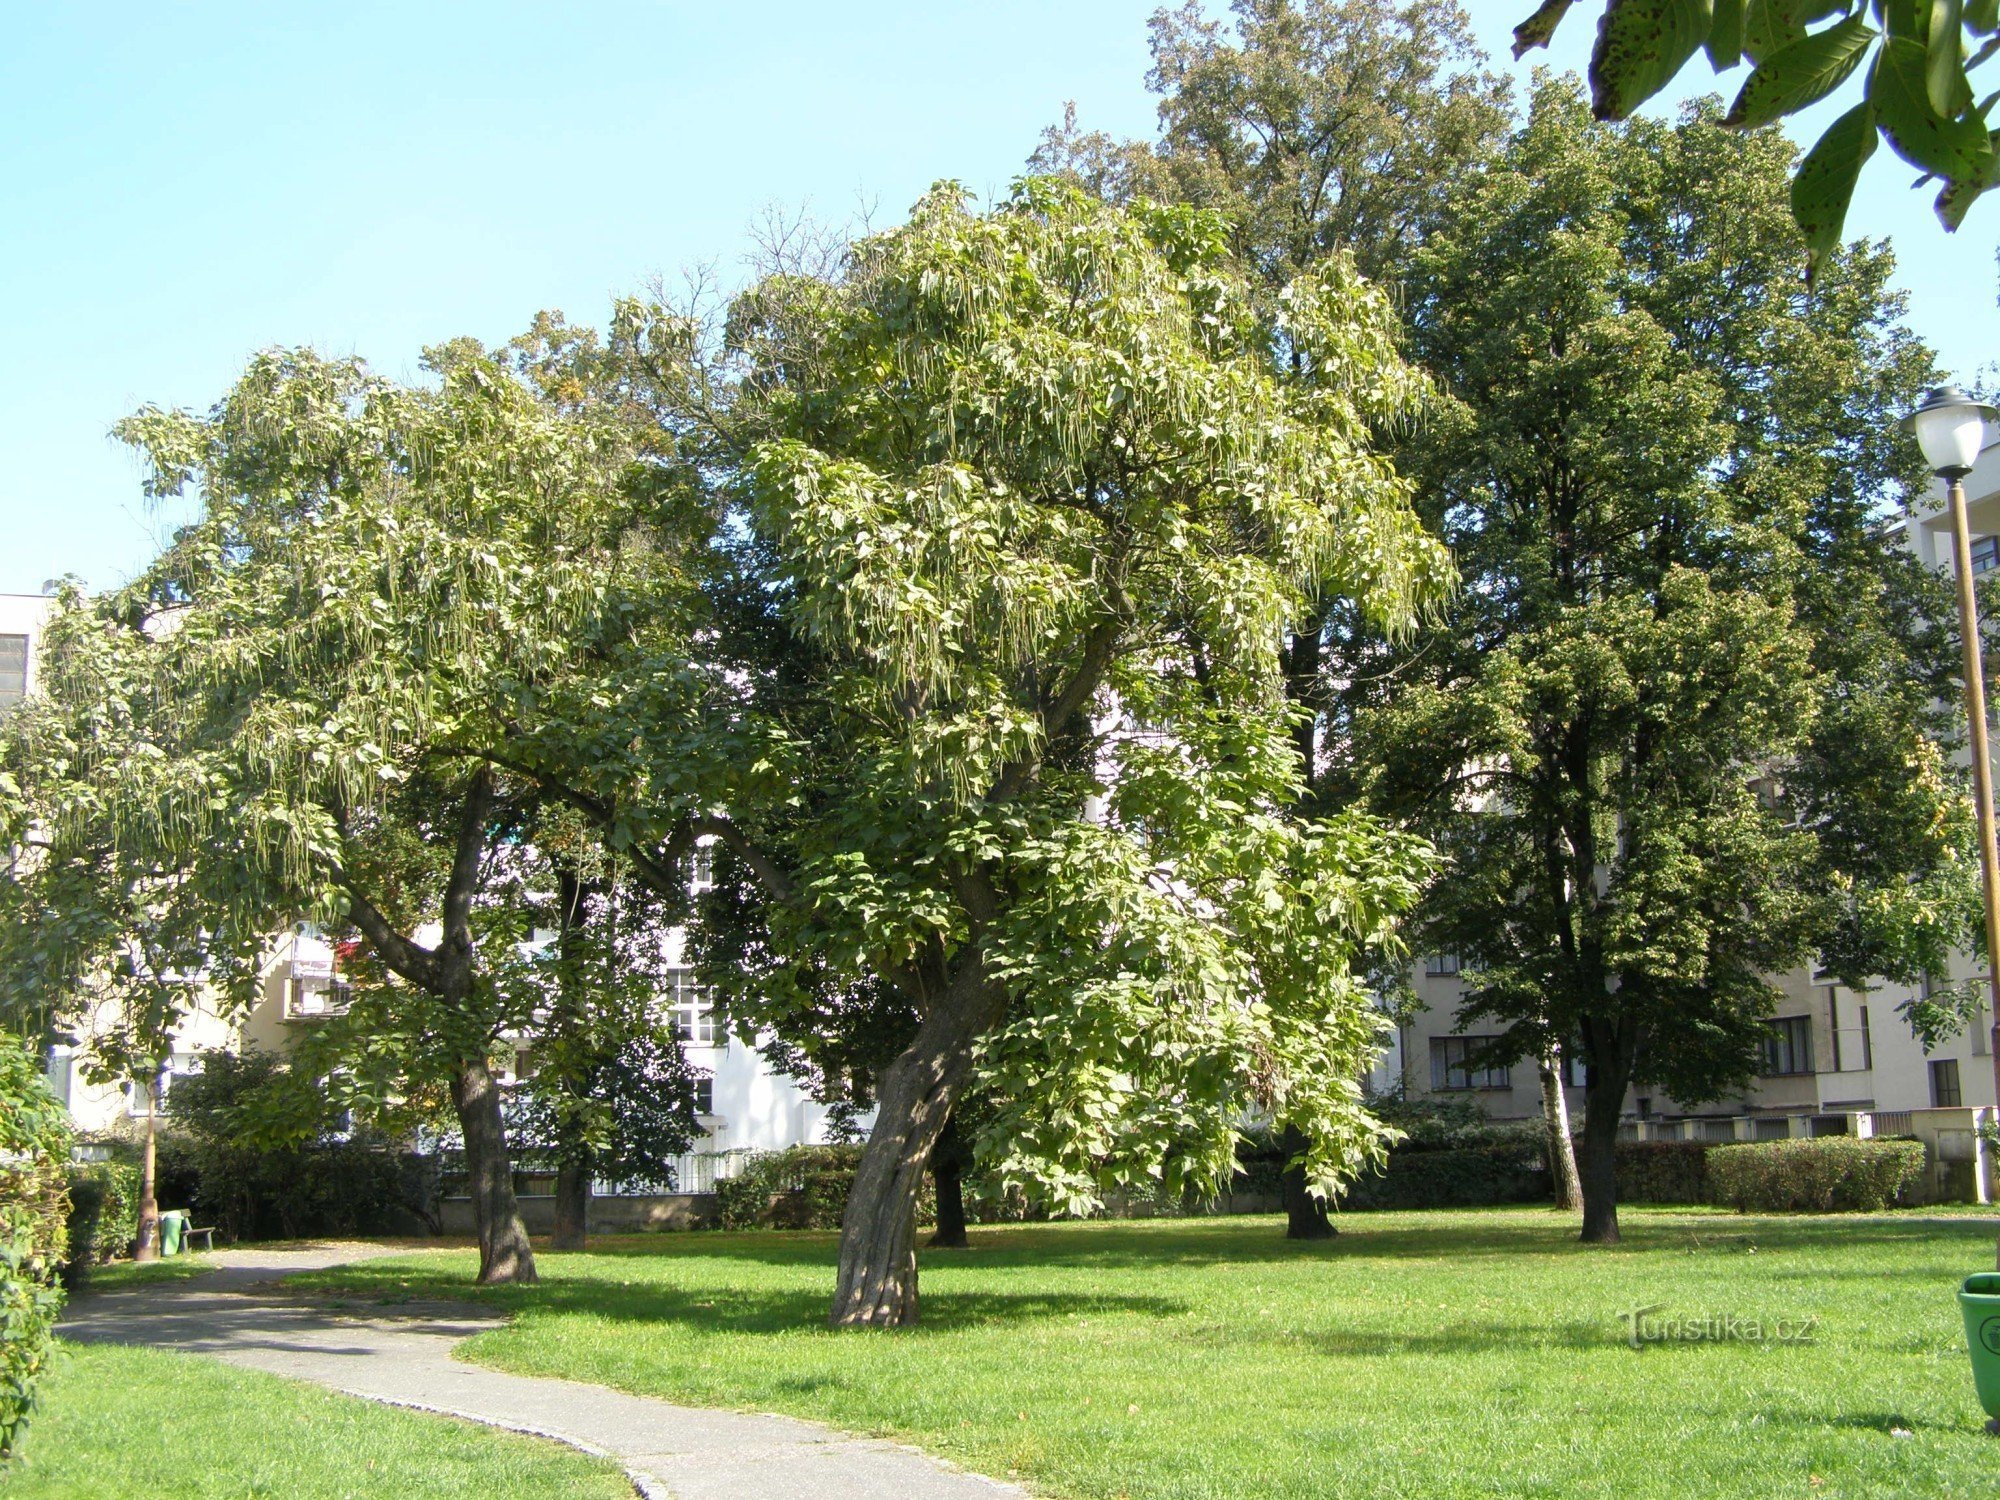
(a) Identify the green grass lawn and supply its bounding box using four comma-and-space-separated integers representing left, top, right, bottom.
8, 1342, 632, 1499
298, 1207, 2000, 1499
69, 1252, 217, 1292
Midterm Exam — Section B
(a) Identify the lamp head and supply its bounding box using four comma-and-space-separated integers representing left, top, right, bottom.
1902, 385, 1998, 479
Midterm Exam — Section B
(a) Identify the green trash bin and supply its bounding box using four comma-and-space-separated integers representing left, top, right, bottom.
1959, 1272, 2000, 1425
158, 1210, 186, 1258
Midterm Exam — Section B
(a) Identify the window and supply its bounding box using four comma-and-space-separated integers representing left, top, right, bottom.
693, 1077, 714, 1116
1424, 952, 1462, 978
666, 970, 717, 1044
1974, 536, 2000, 575
1932, 1058, 1964, 1108
1760, 1016, 1814, 1076
685, 842, 715, 892
1430, 1036, 1510, 1092
0, 634, 26, 711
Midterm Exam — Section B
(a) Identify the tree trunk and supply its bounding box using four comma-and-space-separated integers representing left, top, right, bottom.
927, 1112, 969, 1249
133, 1081, 161, 1262
1577, 1076, 1623, 1245
551, 1158, 590, 1252
831, 959, 1003, 1327
453, 1056, 537, 1284
1540, 1045, 1583, 1212
1280, 1122, 1336, 1239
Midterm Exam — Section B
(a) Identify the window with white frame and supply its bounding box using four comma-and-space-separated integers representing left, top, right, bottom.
1424, 952, 1462, 978
685, 841, 716, 892
666, 969, 717, 1044
1974, 536, 2000, 575
1430, 1035, 1509, 1091
693, 1076, 714, 1116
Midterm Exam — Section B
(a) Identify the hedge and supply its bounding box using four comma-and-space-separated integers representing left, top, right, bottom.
1707, 1138, 1925, 1213
61, 1161, 139, 1290
1, 1033, 72, 1461
1612, 1141, 1712, 1205
715, 1145, 935, 1231
1343, 1144, 1550, 1211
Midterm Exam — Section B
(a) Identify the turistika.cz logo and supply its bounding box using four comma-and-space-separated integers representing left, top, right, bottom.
1616, 1304, 1819, 1350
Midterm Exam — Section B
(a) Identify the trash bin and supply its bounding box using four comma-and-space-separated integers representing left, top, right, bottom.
158, 1210, 186, 1258
1959, 1272, 2000, 1424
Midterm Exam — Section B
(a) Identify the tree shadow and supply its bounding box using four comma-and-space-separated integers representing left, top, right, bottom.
301, 1262, 1186, 1335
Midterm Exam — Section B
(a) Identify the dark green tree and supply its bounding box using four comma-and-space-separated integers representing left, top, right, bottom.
1336, 81, 1974, 1243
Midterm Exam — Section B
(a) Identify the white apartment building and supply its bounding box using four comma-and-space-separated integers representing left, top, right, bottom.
1397, 449, 2000, 1171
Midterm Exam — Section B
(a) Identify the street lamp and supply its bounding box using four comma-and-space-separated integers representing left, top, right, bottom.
1903, 386, 2000, 1207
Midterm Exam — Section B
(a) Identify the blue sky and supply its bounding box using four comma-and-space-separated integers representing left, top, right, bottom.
5, 2, 1994, 596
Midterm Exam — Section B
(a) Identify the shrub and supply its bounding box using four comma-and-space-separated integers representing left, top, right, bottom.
715, 1145, 934, 1231
61, 1161, 140, 1290
1612, 1141, 1712, 1205
0, 1032, 72, 1460
1342, 1144, 1550, 1211
1707, 1138, 1925, 1213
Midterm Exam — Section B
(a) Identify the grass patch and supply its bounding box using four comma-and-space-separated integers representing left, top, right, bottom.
71, 1253, 217, 1291
300, 1207, 2000, 1499
6, 1341, 632, 1498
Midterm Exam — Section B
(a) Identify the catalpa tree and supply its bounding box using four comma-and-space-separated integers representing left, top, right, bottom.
529, 181, 1449, 1325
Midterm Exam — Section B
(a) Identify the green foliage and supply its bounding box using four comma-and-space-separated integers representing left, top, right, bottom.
1342, 1145, 1551, 1209
1707, 1136, 1927, 1211
1515, 0, 2000, 254
60, 1161, 139, 1291
0, 1032, 71, 1461
1340, 85, 1963, 1233
668, 178, 1449, 1218
1034, 0, 1512, 290
713, 1146, 930, 1231
166, 1052, 414, 1242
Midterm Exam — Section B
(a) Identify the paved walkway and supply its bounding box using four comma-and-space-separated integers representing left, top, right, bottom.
59, 1245, 1024, 1500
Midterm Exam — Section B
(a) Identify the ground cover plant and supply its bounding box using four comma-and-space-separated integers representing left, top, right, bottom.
13, 1342, 631, 1500
301, 1208, 2000, 1499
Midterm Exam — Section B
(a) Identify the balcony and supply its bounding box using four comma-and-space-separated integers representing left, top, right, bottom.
284, 962, 351, 1020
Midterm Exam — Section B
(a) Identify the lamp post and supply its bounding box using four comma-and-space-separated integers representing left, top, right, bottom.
1904, 386, 2000, 1231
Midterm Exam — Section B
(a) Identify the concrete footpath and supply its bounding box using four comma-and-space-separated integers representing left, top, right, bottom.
59, 1245, 1025, 1500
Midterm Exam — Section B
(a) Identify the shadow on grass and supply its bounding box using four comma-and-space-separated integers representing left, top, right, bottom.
304, 1263, 1189, 1335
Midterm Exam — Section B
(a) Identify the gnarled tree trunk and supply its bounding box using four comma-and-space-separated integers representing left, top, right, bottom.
454, 1056, 537, 1283
1280, 1122, 1335, 1239
927, 1111, 969, 1250
831, 957, 1003, 1327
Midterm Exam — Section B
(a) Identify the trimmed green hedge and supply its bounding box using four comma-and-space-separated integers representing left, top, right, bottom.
1, 1033, 72, 1460
61, 1161, 139, 1290
1707, 1138, 1925, 1213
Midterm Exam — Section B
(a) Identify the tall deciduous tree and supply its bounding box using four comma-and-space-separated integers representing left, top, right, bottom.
1035, 0, 1515, 1237
11, 329, 705, 1282
582, 180, 1448, 1325
1335, 82, 1972, 1243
